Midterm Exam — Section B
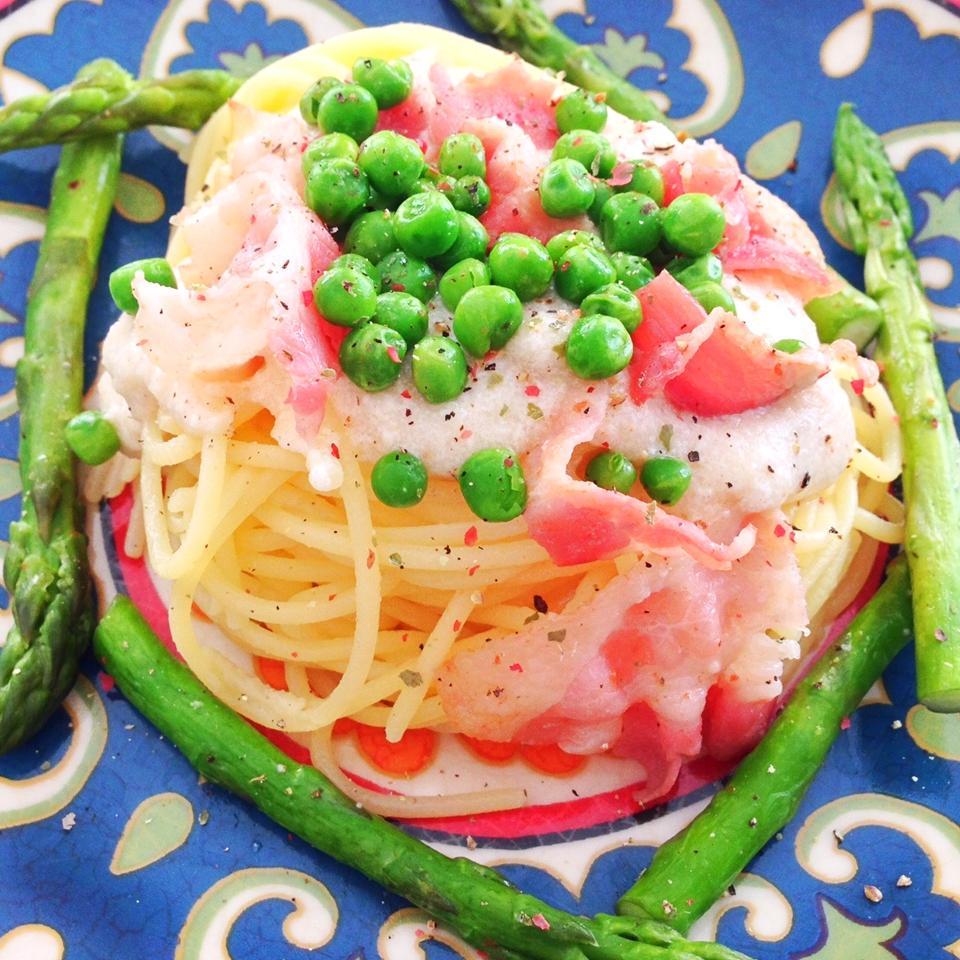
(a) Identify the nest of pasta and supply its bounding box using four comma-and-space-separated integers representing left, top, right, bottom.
86, 25, 903, 822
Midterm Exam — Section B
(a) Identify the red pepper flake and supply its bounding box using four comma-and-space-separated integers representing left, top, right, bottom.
504, 457, 514, 468
301, 289, 313, 306
386, 346, 402, 364
366, 549, 375, 569
468, 564, 480, 576
464, 525, 478, 547
98, 671, 115, 693
774, 523, 786, 538
400, 389, 412, 399
840, 716, 851, 730
524, 384, 541, 397
460, 429, 473, 440
330, 442, 340, 459
453, 620, 462, 632
851, 379, 865, 396
68, 179, 80, 190
300, 140, 309, 153
509, 662, 524, 673
531, 914, 551, 931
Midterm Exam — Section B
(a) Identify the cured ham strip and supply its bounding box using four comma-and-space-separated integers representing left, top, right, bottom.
675, 139, 751, 249
628, 271, 829, 417
664, 311, 830, 416
166, 171, 340, 437
439, 513, 806, 784
628, 271, 716, 404
722, 235, 830, 287
524, 392, 756, 568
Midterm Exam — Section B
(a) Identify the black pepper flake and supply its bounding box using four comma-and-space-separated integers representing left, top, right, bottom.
800, 472, 811, 489
935, 627, 948, 643
533, 595, 548, 614
687, 450, 700, 463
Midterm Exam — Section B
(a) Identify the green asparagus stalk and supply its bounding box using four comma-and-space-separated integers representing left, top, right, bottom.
0, 58, 240, 153
0, 78, 123, 753
449, 0, 668, 125
94, 595, 754, 960
833, 104, 960, 711
804, 268, 883, 349
617, 557, 912, 933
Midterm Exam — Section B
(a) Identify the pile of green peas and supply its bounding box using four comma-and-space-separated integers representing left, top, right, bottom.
301, 78, 747, 520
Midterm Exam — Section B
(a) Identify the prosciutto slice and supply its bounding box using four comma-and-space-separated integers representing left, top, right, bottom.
439, 515, 807, 780
523, 391, 757, 568
628, 271, 828, 417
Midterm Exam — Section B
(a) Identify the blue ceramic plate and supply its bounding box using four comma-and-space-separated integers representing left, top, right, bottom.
1, 2, 959, 957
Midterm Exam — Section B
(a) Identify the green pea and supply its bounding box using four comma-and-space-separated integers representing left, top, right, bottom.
344, 210, 399, 263
667, 252, 723, 289
450, 175, 491, 217
661, 192, 726, 256
539, 158, 595, 218
375, 291, 428, 347
365, 187, 391, 211
585, 450, 637, 493
439, 258, 491, 311
65, 410, 120, 466
313, 267, 378, 328
339, 322, 407, 392
688, 281, 737, 314
552, 129, 616, 178
301, 133, 359, 177
565, 313, 633, 380
614, 160, 665, 205
299, 76, 340, 126
317, 83, 379, 143
439, 133, 486, 178
453, 285, 524, 358
305, 157, 369, 227
488, 233, 554, 301
432, 213, 489, 270
378, 250, 437, 303
611, 252, 655, 291
109, 258, 177, 315
458, 447, 527, 522
554, 243, 617, 303
555, 88, 607, 134
371, 450, 428, 507
640, 456, 692, 506
413, 170, 458, 195
330, 253, 380, 288
411, 335, 469, 403
352, 57, 413, 109
600, 191, 662, 256
773, 338, 806, 354
545, 229, 605, 264
587, 178, 615, 225
580, 282, 642, 333
395, 191, 460, 259
358, 130, 424, 198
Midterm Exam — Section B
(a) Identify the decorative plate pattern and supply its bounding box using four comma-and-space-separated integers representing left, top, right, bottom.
0, 2, 959, 957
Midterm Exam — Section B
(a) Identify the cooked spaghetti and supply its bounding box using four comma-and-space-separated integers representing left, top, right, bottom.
86, 25, 903, 818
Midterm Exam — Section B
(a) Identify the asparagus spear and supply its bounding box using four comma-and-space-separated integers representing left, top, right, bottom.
833, 104, 960, 711
804, 268, 883, 349
616, 558, 912, 932
0, 58, 240, 153
448, 0, 668, 125
95, 595, 754, 960
0, 80, 122, 753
